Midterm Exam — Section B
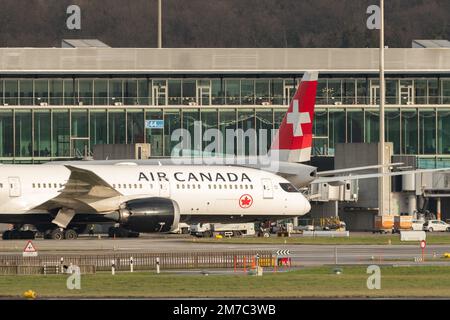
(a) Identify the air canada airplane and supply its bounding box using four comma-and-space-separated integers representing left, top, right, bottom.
0, 71, 446, 240
0, 72, 320, 240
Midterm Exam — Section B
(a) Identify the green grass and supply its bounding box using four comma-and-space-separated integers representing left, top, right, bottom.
1, 266, 450, 298
193, 234, 450, 245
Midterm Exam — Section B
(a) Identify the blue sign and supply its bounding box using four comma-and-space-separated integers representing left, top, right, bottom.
145, 120, 164, 129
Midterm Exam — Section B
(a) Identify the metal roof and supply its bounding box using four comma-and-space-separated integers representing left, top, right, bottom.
0, 48, 450, 75
412, 40, 450, 48
61, 39, 111, 48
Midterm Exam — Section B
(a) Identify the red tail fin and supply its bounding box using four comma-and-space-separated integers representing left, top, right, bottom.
269, 71, 318, 163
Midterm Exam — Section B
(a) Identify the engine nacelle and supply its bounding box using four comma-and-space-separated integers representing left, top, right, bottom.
117, 197, 179, 233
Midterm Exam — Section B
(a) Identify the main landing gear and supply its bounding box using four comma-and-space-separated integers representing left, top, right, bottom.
43, 228, 79, 240
1, 224, 85, 240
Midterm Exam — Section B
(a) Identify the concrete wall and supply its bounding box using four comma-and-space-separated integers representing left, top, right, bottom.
2, 48, 450, 74
339, 211, 377, 231
335, 142, 393, 214
310, 202, 337, 219
329, 143, 394, 230
335, 143, 380, 209
391, 192, 408, 215
441, 199, 450, 221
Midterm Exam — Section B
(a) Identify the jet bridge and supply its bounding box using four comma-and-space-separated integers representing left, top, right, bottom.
399, 171, 450, 221
308, 179, 359, 202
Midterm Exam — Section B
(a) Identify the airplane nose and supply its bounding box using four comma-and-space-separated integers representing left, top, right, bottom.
300, 195, 311, 215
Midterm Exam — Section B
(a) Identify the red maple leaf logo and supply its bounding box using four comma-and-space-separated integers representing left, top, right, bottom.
239, 194, 253, 208
241, 197, 251, 206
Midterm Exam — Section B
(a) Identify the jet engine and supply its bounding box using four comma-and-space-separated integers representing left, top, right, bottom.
114, 197, 180, 233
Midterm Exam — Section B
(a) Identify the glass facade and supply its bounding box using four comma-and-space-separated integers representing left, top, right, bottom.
0, 76, 449, 166
0, 77, 449, 107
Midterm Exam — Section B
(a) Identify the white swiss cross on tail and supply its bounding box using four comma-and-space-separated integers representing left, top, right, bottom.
269, 71, 318, 163
286, 100, 311, 137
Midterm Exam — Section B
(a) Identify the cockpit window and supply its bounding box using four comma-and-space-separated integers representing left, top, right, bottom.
279, 183, 300, 193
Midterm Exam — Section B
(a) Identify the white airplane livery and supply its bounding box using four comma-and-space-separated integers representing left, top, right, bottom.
0, 72, 319, 240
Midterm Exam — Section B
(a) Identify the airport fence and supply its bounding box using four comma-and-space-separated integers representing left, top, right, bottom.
0, 250, 273, 274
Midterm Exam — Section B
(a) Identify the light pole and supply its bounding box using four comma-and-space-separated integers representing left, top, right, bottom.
158, 0, 162, 48
378, 0, 386, 217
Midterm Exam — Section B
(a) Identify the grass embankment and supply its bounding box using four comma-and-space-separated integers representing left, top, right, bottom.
193, 234, 450, 245
1, 266, 450, 298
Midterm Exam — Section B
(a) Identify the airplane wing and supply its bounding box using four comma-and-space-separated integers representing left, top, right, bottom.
315, 163, 404, 176
313, 168, 450, 184
34, 165, 123, 213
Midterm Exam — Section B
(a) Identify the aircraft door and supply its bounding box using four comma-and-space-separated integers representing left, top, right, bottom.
8, 177, 21, 197
262, 178, 274, 199
159, 178, 171, 198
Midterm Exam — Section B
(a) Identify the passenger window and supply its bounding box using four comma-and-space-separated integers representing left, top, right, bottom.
54, 183, 57, 188
32, 183, 35, 188
38, 183, 41, 188
182, 184, 185, 189
245, 185, 248, 189
43, 183, 46, 188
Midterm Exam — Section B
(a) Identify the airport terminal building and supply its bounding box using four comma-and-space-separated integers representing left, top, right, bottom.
2, 43, 450, 228
1, 45, 450, 167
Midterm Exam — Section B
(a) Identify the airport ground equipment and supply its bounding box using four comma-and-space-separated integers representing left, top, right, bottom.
190, 223, 256, 238
393, 215, 413, 233
170, 223, 190, 234
374, 215, 395, 233
294, 217, 346, 233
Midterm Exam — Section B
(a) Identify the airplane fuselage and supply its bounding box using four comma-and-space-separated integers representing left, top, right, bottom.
0, 164, 311, 227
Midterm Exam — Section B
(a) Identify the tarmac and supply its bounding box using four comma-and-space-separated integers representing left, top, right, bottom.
1, 234, 450, 266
